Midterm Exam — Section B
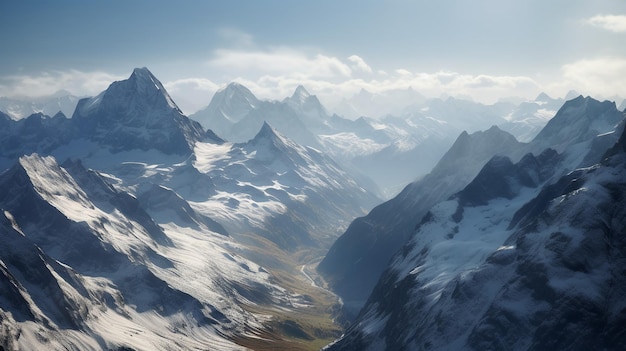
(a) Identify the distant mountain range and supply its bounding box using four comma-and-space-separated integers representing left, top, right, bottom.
0, 90, 80, 120
188, 81, 584, 197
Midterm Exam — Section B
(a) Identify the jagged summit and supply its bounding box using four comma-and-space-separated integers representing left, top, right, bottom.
72, 67, 179, 118
72, 67, 207, 154
74, 67, 181, 118
242, 121, 313, 171
131, 66, 152, 77
129, 67, 176, 104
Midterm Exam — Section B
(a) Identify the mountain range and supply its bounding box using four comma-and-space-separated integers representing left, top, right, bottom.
0, 74, 584, 198
1, 66, 625, 350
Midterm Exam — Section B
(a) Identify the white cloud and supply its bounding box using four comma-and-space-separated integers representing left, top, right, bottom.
164, 78, 220, 114
587, 14, 626, 33
208, 48, 352, 79
0, 70, 123, 98
546, 57, 626, 99
347, 55, 372, 73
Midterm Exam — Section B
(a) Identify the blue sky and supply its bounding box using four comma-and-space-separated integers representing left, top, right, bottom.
2, 0, 626, 114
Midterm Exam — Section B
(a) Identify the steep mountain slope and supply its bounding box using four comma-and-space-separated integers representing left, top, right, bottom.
324, 101, 626, 350
318, 126, 525, 320
0, 154, 284, 350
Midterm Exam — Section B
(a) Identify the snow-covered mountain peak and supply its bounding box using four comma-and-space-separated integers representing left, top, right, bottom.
191, 82, 260, 132
71, 68, 207, 155
75, 67, 179, 116
121, 66, 181, 112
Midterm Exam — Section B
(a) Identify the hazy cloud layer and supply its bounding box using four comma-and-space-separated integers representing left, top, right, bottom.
197, 47, 545, 109
2, 24, 626, 117
2, 52, 624, 117
0, 70, 124, 99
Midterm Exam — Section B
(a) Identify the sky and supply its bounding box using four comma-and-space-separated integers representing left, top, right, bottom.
1, 0, 626, 115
